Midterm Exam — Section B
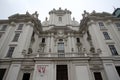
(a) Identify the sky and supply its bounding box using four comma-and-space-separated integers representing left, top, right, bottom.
0, 0, 120, 22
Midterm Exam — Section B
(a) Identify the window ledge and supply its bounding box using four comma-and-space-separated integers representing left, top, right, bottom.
100, 28, 108, 31
105, 40, 115, 44
15, 30, 22, 33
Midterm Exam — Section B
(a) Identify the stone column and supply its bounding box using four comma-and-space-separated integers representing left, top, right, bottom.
22, 22, 34, 54
50, 33, 54, 53
68, 33, 72, 52
71, 34, 76, 52
47, 34, 51, 53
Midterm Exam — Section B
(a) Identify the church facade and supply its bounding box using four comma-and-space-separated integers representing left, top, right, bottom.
0, 8, 120, 80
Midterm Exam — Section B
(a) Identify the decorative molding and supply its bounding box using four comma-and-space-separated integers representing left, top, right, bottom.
26, 21, 34, 26
10, 21, 16, 26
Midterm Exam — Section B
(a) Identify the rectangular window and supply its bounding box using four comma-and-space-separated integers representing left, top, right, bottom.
17, 24, 23, 30
115, 23, 120, 28
0, 69, 6, 80
22, 73, 30, 80
59, 17, 62, 22
108, 45, 118, 55
94, 72, 103, 80
98, 22, 104, 26
103, 32, 111, 40
58, 43, 64, 53
98, 22, 106, 29
42, 38, 45, 43
12, 33, 20, 42
76, 38, 80, 43
0, 25, 7, 31
6, 47, 15, 57
56, 65, 68, 80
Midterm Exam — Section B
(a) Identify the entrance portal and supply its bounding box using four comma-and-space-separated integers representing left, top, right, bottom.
56, 65, 68, 80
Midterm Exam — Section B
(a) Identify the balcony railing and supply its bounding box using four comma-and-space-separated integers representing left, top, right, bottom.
38, 52, 87, 57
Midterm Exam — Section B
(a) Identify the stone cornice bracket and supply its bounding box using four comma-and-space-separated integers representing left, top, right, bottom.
26, 21, 34, 26
106, 20, 112, 25
50, 33, 54, 37
87, 20, 96, 26
10, 21, 16, 27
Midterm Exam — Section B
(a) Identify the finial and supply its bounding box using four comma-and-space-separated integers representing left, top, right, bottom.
45, 17, 48, 21
92, 10, 96, 14
73, 17, 75, 21
113, 6, 116, 10
84, 10, 87, 14
59, 7, 61, 10
32, 11, 39, 18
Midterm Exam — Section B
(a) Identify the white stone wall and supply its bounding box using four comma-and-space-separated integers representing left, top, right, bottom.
6, 64, 21, 80
33, 64, 54, 80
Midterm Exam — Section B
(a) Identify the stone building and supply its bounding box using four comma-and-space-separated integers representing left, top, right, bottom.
0, 8, 120, 80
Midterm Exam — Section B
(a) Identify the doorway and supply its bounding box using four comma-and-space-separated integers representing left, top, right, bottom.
56, 65, 68, 80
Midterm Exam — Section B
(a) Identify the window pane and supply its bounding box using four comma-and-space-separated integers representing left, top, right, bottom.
115, 23, 120, 28
108, 45, 118, 55
0, 25, 7, 31
94, 72, 103, 80
76, 38, 80, 43
12, 33, 20, 42
42, 38, 45, 43
103, 32, 110, 40
6, 47, 15, 57
59, 17, 62, 22
17, 24, 23, 30
0, 69, 6, 80
98, 22, 104, 26
58, 43, 64, 53
115, 66, 120, 77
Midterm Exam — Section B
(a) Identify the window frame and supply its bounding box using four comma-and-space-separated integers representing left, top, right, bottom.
58, 17, 62, 22
98, 22, 104, 26
6, 46, 15, 57
103, 32, 111, 40
17, 24, 23, 30
108, 45, 118, 55
115, 23, 120, 28
12, 33, 20, 42
98, 22, 106, 30
58, 42, 64, 53
0, 25, 7, 31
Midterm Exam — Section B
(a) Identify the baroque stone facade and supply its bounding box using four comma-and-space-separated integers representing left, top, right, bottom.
0, 8, 120, 80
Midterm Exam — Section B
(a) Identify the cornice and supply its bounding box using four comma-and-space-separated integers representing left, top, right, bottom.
0, 20, 9, 24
